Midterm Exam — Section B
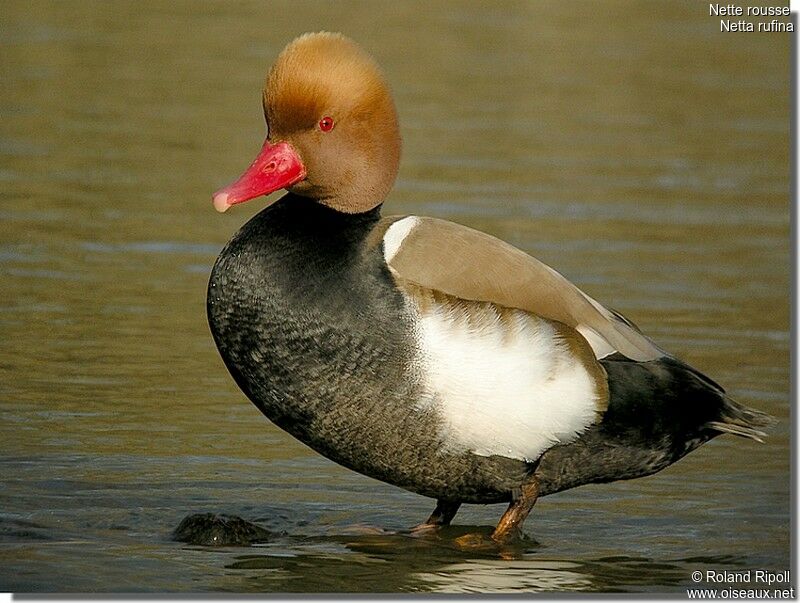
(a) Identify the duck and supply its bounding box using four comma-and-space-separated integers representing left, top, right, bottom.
207, 32, 772, 545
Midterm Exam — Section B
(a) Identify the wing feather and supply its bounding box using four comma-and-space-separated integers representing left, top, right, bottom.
384, 216, 665, 362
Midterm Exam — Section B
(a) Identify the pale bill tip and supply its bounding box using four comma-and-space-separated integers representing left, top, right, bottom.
212, 192, 231, 213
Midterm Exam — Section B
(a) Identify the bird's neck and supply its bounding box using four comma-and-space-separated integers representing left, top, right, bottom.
217, 194, 383, 291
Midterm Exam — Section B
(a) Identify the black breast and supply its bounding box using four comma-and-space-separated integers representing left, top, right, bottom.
208, 195, 411, 439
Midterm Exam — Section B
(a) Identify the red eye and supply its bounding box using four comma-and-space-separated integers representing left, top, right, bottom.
319, 116, 334, 132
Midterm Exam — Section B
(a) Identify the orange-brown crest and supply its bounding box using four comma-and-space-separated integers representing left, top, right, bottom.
265, 33, 387, 134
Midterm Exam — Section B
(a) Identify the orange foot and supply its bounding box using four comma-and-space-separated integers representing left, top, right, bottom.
453, 529, 530, 559
454, 532, 497, 551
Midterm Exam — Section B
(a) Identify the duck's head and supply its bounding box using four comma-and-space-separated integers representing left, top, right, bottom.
213, 32, 401, 214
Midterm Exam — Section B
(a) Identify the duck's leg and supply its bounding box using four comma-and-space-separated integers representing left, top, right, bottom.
426, 499, 461, 526
410, 499, 461, 534
454, 479, 540, 550
491, 479, 540, 544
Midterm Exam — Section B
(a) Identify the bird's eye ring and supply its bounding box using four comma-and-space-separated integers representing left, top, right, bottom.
319, 116, 334, 132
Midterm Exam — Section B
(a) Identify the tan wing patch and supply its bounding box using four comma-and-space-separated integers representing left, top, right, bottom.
385, 216, 665, 362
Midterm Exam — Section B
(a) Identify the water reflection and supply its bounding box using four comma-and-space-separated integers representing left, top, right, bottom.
210, 531, 751, 593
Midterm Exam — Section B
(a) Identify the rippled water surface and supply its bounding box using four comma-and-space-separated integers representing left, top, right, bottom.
0, 0, 791, 594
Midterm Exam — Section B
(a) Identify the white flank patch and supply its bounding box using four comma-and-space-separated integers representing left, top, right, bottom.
411, 300, 601, 462
383, 216, 419, 263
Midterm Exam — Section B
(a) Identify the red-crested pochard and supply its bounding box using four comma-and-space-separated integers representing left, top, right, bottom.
207, 32, 772, 545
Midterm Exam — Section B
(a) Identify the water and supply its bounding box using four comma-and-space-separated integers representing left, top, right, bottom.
0, 0, 790, 594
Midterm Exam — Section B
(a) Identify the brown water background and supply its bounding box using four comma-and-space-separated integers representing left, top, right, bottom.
0, 0, 791, 593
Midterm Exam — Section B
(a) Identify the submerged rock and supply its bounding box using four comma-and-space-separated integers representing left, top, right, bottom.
173, 513, 271, 546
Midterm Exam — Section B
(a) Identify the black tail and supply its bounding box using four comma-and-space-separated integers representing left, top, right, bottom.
706, 395, 775, 443
536, 354, 774, 496
668, 354, 776, 443
599, 353, 775, 446
535, 354, 774, 497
